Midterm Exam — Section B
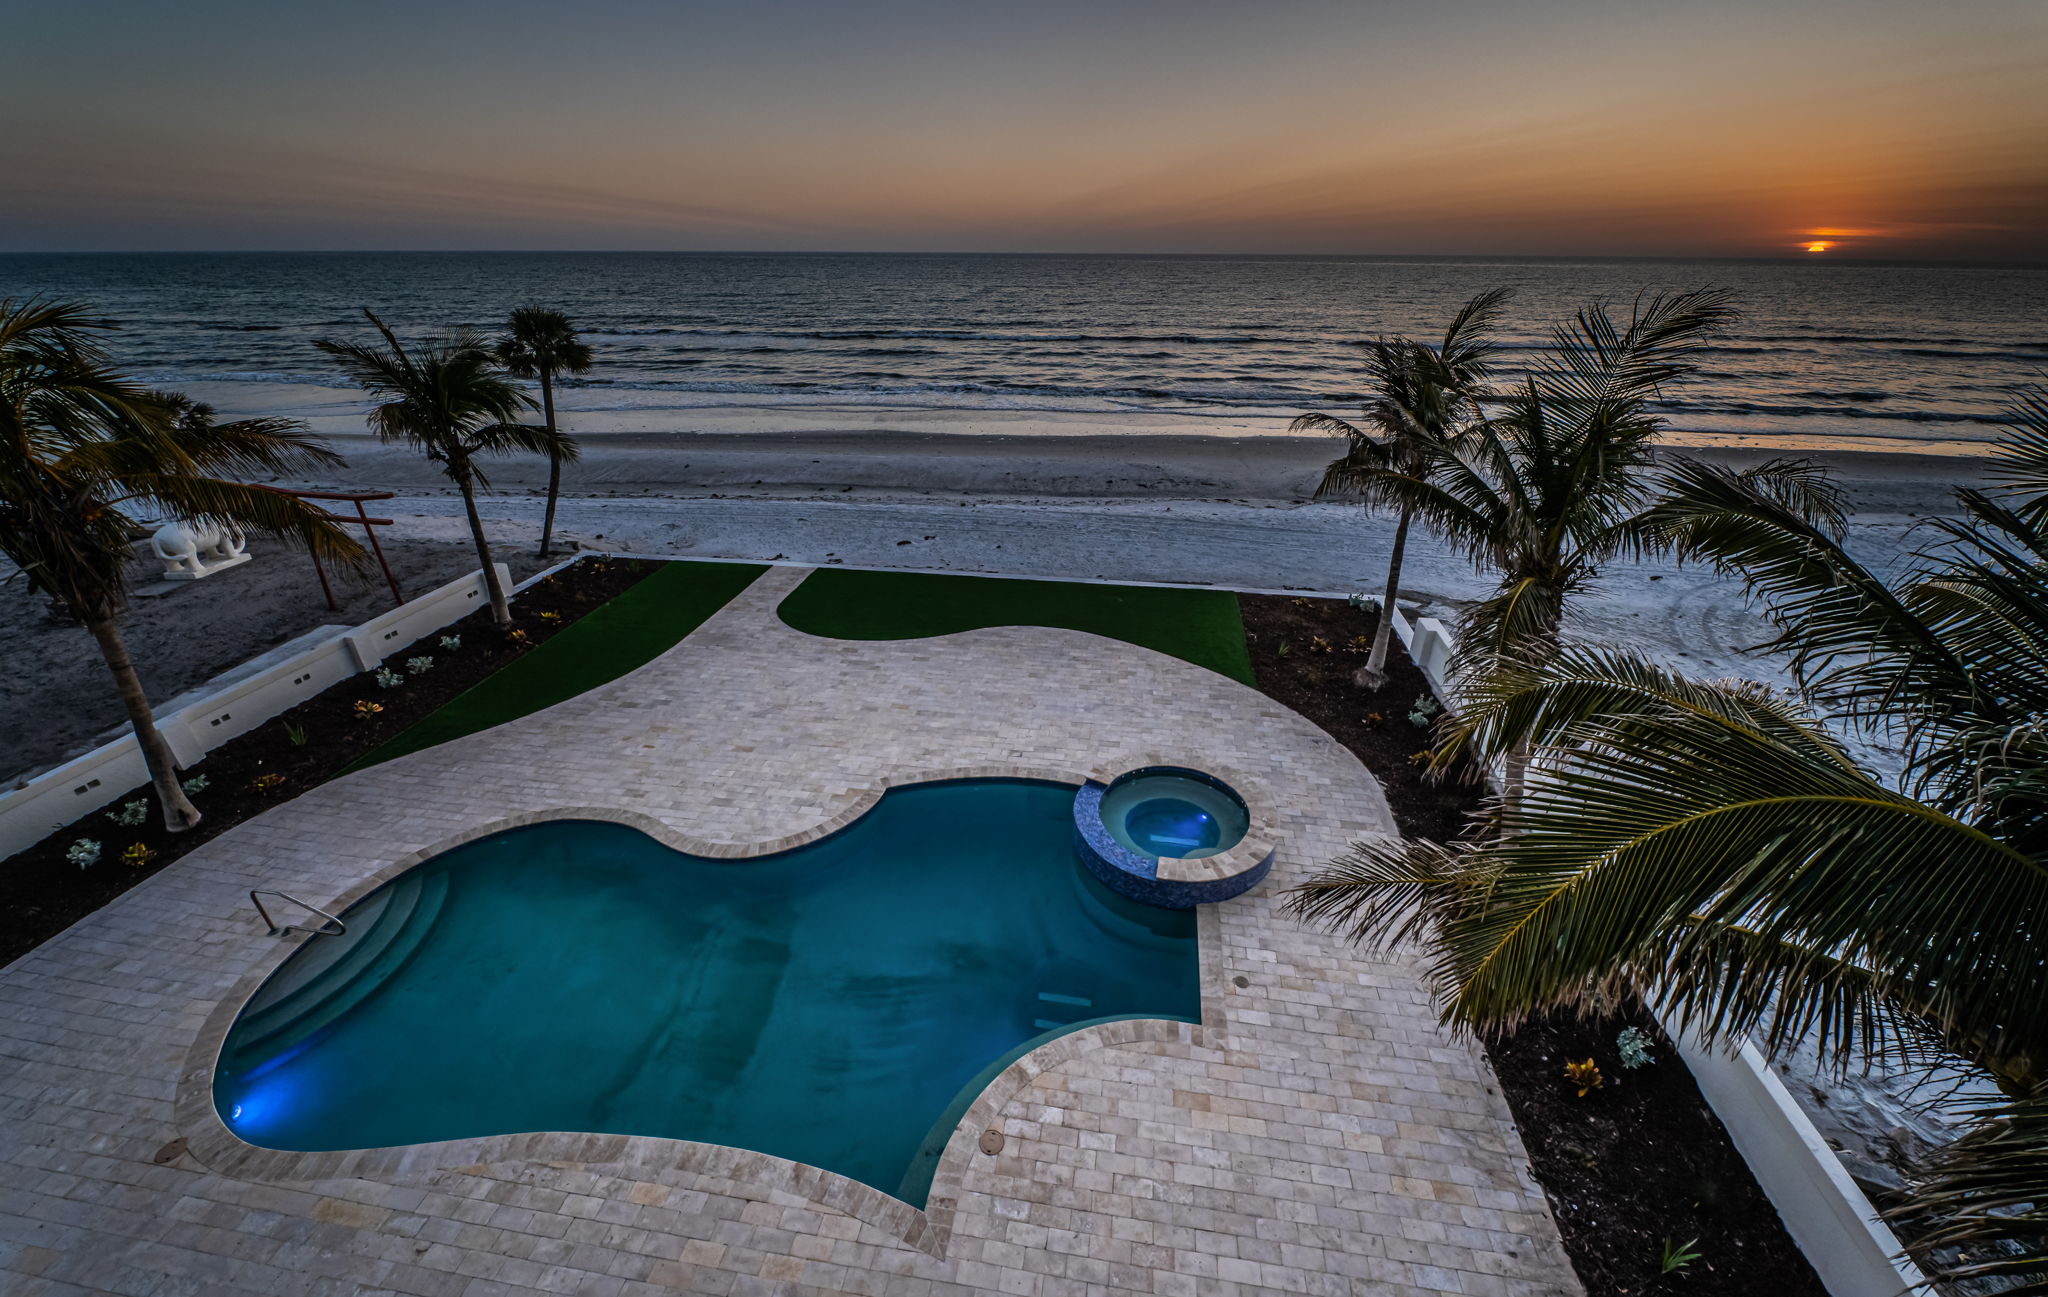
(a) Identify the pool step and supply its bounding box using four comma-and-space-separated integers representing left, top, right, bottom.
234, 872, 449, 1055
1032, 990, 1094, 1031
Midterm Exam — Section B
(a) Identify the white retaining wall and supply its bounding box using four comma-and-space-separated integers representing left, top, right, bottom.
0, 566, 508, 863
1654, 1013, 1928, 1296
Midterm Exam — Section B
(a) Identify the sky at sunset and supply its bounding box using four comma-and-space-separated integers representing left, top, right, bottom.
6, 0, 2045, 260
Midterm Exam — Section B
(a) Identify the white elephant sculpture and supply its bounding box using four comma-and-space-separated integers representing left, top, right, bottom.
151, 520, 252, 580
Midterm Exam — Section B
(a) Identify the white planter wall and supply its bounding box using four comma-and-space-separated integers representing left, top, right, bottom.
0, 566, 507, 864
1654, 1013, 1927, 1296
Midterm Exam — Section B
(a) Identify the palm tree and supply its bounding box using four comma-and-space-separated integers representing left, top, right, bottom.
1294, 288, 1511, 687
1290, 387, 2048, 1286
1361, 288, 1737, 675
495, 307, 592, 560
316, 310, 570, 630
1327, 288, 1737, 794
1, 298, 363, 831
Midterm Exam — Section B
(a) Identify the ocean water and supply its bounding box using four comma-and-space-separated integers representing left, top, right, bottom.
1, 251, 2042, 453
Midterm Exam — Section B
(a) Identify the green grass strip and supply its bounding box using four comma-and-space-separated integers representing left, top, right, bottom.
347, 560, 768, 771
776, 568, 1253, 684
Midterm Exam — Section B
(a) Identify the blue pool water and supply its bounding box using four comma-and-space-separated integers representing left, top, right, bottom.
214, 780, 1198, 1205
1098, 771, 1250, 860
1123, 798, 1222, 856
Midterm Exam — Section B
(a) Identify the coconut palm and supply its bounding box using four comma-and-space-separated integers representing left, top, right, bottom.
1290, 386, 2048, 1285
495, 307, 592, 559
1364, 288, 1737, 675
1294, 288, 1511, 687
1326, 288, 1736, 794
1, 297, 363, 831
316, 310, 569, 630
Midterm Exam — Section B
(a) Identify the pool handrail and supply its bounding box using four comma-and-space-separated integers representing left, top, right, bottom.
248, 889, 347, 939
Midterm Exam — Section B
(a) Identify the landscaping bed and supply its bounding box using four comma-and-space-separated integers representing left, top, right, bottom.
1239, 591, 1828, 1297
0, 555, 660, 968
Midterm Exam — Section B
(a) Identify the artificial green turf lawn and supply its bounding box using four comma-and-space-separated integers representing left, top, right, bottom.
348, 560, 768, 771
776, 567, 1254, 684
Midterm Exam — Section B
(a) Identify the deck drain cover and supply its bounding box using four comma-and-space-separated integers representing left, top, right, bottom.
978, 1128, 1005, 1156
1232, 975, 1250, 988
152, 1137, 188, 1165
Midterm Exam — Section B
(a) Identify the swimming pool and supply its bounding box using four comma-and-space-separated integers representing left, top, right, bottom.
213, 780, 1198, 1206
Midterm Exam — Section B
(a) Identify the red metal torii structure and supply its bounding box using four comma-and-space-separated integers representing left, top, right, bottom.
267, 487, 405, 611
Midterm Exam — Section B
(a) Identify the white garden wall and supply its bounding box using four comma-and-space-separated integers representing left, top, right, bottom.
1655, 1013, 1928, 1296
0, 565, 508, 863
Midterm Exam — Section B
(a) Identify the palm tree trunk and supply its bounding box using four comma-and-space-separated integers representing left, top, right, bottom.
1358, 504, 1413, 689
457, 471, 512, 629
85, 612, 201, 832
537, 368, 560, 560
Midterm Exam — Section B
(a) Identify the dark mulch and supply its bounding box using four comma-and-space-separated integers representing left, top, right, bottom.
0, 555, 654, 970
1238, 592, 1483, 841
1492, 1007, 1830, 1294
1238, 591, 1827, 1297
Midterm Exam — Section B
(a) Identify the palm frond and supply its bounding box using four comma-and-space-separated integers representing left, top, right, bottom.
1898, 1087, 2048, 1291
496, 305, 594, 379
1285, 836, 1482, 958
1436, 643, 1859, 777
121, 475, 367, 570
469, 420, 579, 461
1640, 454, 1966, 715
1438, 686, 2047, 1087
1985, 385, 2048, 526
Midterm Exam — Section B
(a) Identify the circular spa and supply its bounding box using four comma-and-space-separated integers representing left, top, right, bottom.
1072, 767, 1270, 908
1100, 769, 1249, 859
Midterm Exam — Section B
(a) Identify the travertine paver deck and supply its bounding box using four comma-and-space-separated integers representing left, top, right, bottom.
0, 564, 1580, 1296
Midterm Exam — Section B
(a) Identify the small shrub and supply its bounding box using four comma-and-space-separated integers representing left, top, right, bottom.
1361, 712, 1385, 730
352, 699, 383, 720
252, 773, 286, 793
1563, 1058, 1604, 1097
122, 842, 155, 868
537, 610, 563, 625
1346, 592, 1375, 613
406, 655, 434, 675
373, 666, 404, 689
1276, 641, 1291, 657
285, 721, 309, 746
106, 799, 148, 827
506, 629, 531, 647
1290, 596, 1311, 607
67, 839, 101, 870
1308, 635, 1333, 654
438, 635, 462, 651
1409, 694, 1441, 728
1617, 1026, 1656, 1070
181, 775, 209, 796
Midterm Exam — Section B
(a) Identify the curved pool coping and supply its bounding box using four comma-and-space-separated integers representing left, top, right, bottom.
173, 763, 1240, 1258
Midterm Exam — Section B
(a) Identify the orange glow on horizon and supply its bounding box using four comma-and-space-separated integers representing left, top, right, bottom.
1806, 241, 1835, 252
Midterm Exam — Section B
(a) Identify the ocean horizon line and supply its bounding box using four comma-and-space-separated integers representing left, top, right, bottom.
4, 248, 2045, 270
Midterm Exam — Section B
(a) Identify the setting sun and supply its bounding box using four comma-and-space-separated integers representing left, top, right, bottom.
1806, 241, 1834, 253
